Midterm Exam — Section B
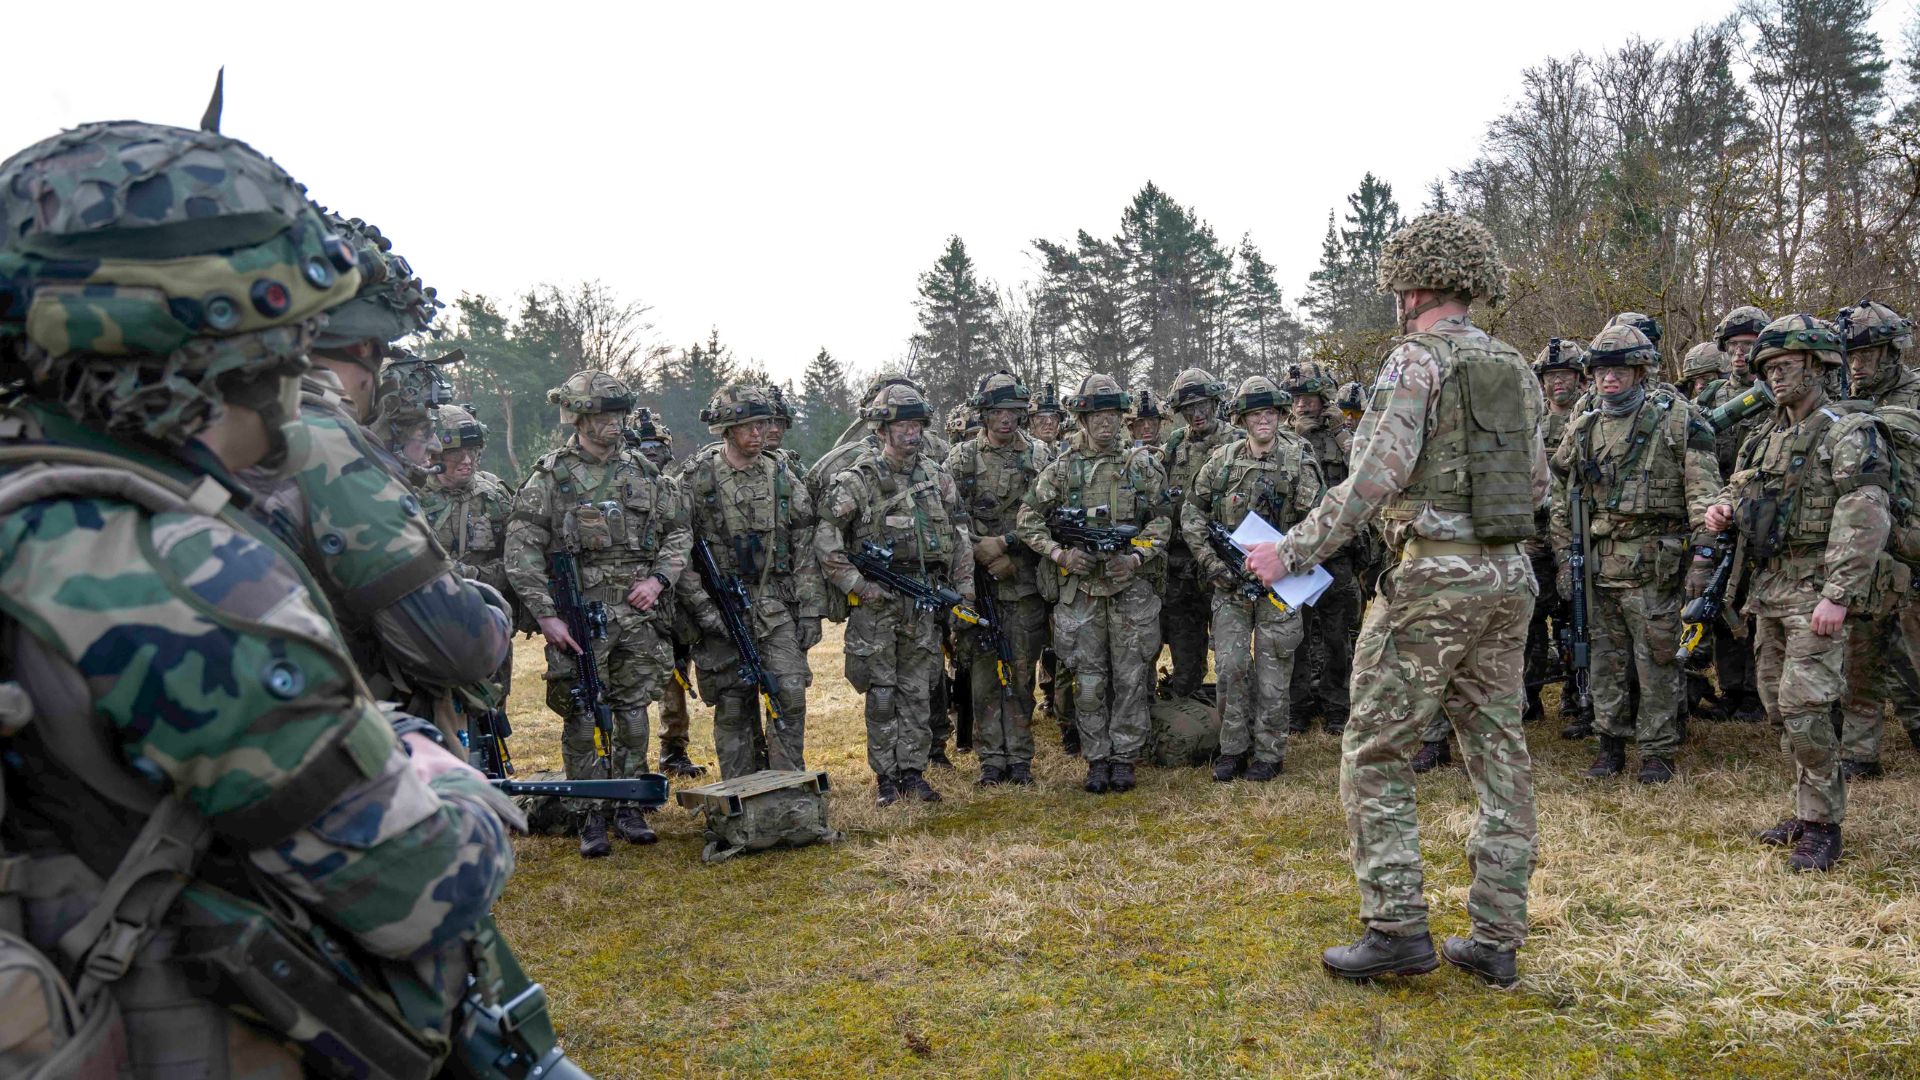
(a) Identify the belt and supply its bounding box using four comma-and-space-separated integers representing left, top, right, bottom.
1402, 537, 1522, 559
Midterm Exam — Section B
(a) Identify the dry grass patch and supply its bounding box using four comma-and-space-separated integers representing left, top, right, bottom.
494, 626, 1920, 1077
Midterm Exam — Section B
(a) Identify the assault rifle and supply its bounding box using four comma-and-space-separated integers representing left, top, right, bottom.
545, 551, 614, 775
691, 537, 787, 734
1677, 531, 1736, 661
1564, 466, 1597, 715
1201, 519, 1290, 614
1048, 505, 1152, 554
449, 705, 669, 805
848, 541, 988, 627
973, 562, 1014, 698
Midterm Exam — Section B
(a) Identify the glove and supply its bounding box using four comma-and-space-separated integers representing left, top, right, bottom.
1108, 551, 1140, 585
696, 605, 728, 638
975, 535, 1008, 564
796, 617, 823, 651
986, 552, 1018, 580
1054, 548, 1093, 576
1684, 559, 1715, 600
1556, 562, 1572, 602
853, 578, 887, 604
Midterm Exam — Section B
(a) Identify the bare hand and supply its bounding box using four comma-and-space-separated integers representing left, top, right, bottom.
1245, 542, 1287, 586
1811, 598, 1848, 637
403, 732, 485, 786
628, 575, 665, 612
1054, 548, 1093, 576
538, 615, 581, 655
1704, 503, 1734, 533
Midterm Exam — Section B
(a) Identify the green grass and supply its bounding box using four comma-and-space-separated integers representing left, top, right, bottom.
495, 628, 1920, 1078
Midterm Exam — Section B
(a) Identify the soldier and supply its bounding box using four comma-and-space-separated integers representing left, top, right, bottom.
764, 382, 810, 480
1704, 315, 1893, 871
1247, 212, 1544, 987
628, 409, 708, 777
672, 384, 823, 779
1159, 368, 1234, 700
1681, 342, 1729, 399
1335, 380, 1368, 428
947, 372, 1056, 785
1696, 305, 1774, 724
1017, 374, 1174, 794
1552, 325, 1721, 784
424, 404, 514, 599
1283, 361, 1362, 736
1028, 381, 1066, 448
505, 370, 693, 857
1026, 379, 1073, 743
1129, 387, 1169, 452
371, 349, 452, 483
815, 384, 976, 805
1184, 377, 1322, 781
0, 118, 525, 1076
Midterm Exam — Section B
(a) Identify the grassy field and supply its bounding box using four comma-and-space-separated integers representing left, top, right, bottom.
494, 626, 1920, 1079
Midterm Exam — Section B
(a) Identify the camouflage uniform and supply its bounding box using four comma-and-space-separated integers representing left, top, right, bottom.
1017, 375, 1174, 792
1026, 381, 1073, 739
1717, 316, 1892, 869
421, 404, 518, 713
1284, 362, 1361, 734
1183, 377, 1322, 774
1694, 306, 1775, 721
1159, 369, 1235, 700
504, 372, 693, 821
946, 373, 1055, 782
1275, 214, 1544, 963
1551, 325, 1721, 779
629, 409, 706, 774
815, 385, 975, 800
678, 385, 824, 779
0, 120, 518, 1076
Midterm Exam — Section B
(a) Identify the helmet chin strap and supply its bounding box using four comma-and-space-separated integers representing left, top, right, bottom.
1399, 291, 1449, 331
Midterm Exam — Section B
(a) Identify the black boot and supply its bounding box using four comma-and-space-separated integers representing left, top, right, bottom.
1441, 936, 1518, 988
1322, 929, 1439, 981
1083, 760, 1111, 794
1061, 726, 1082, 756
1787, 821, 1842, 871
613, 806, 657, 844
1635, 756, 1675, 785
1559, 707, 1593, 740
1523, 689, 1544, 725
578, 812, 612, 859
659, 747, 707, 778
1108, 761, 1136, 793
875, 773, 901, 807
1732, 692, 1766, 722
1007, 761, 1035, 786
1841, 760, 1883, 781
928, 745, 955, 770
975, 763, 1008, 787
1909, 726, 1920, 752
1212, 753, 1244, 783
1322, 716, 1347, 737
1410, 740, 1451, 774
1756, 817, 1804, 847
1584, 735, 1627, 779
1244, 757, 1282, 782
900, 769, 942, 802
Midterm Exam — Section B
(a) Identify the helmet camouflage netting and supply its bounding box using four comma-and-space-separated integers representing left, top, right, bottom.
1374, 212, 1508, 304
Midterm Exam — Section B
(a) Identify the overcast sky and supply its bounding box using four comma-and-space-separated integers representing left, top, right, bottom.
5, 1, 1913, 383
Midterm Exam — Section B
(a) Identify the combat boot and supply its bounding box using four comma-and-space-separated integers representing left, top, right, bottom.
1108, 761, 1136, 793
1441, 936, 1518, 988
578, 812, 612, 859
1083, 760, 1111, 794
1584, 736, 1627, 779
1321, 928, 1439, 981
1061, 726, 1082, 756
1732, 692, 1766, 722
1787, 821, 1842, 872
1841, 760, 1883, 781
1244, 757, 1283, 782
900, 769, 942, 802
613, 806, 657, 845
1635, 757, 1675, 785
1410, 740, 1451, 774
929, 745, 955, 770
976, 763, 1008, 787
1909, 726, 1920, 752
1007, 761, 1035, 786
1756, 817, 1804, 847
659, 747, 707, 778
875, 773, 901, 807
1322, 716, 1347, 737
1559, 706, 1593, 740
1212, 753, 1244, 782
1288, 712, 1313, 735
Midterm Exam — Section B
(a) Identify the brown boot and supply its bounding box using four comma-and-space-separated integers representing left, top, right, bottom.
1584, 736, 1626, 779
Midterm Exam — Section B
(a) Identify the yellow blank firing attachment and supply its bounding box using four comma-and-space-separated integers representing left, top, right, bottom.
1676, 622, 1706, 661
762, 691, 781, 722
951, 605, 985, 626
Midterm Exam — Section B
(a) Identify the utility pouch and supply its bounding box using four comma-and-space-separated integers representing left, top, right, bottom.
0, 929, 127, 1080
1736, 494, 1781, 561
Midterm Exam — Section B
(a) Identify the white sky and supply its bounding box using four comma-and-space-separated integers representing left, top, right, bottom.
4, 1, 1912, 383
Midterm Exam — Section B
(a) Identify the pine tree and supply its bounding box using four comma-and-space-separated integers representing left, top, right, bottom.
912, 235, 999, 414
795, 347, 853, 463
1304, 174, 1403, 335
1230, 235, 1305, 377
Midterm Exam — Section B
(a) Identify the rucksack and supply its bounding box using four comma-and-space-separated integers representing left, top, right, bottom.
1872, 404, 1920, 564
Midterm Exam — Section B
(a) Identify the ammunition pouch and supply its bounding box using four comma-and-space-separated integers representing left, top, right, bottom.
1735, 493, 1783, 561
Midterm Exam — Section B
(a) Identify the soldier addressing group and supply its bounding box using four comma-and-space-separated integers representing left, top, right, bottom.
506, 370, 692, 857
1183, 376, 1322, 782
677, 383, 824, 779
1247, 212, 1545, 988
1017, 374, 1174, 796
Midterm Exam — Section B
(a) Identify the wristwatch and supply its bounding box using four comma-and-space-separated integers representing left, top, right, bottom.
391, 714, 448, 754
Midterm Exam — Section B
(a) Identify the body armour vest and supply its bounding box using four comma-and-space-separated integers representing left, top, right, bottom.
1387, 329, 1539, 543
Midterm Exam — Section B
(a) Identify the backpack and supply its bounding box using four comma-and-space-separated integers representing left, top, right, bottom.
1872, 404, 1920, 564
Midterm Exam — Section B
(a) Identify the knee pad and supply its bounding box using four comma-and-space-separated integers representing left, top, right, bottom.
869, 685, 896, 722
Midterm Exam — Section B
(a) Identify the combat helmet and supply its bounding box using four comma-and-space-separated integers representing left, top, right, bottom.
1166, 368, 1227, 410
1280, 362, 1337, 401
1607, 311, 1663, 347
628, 406, 671, 449
0, 121, 362, 450
436, 403, 486, 450
1584, 325, 1658, 368
548, 370, 635, 424
1533, 338, 1587, 376
946, 403, 979, 441
1713, 305, 1771, 348
1836, 300, 1913, 360
1227, 375, 1291, 421
860, 368, 923, 409
767, 383, 795, 427
1065, 372, 1132, 415
1680, 342, 1729, 381
1752, 314, 1845, 370
1129, 387, 1168, 422
309, 211, 440, 367
376, 349, 458, 426
1028, 380, 1063, 416
971, 369, 1030, 411
862, 382, 933, 425
1335, 381, 1367, 415
1374, 212, 1508, 303
701, 382, 776, 434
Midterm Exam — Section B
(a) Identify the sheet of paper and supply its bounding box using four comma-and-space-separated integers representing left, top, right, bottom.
1227, 512, 1337, 608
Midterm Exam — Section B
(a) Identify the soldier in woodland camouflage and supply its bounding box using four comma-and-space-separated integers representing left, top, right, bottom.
677, 384, 824, 779
1183, 377, 1321, 781
505, 370, 692, 856
0, 120, 520, 1076
1283, 361, 1361, 736
815, 383, 975, 805
421, 404, 518, 715
1017, 374, 1174, 795
1551, 324, 1722, 785
1159, 368, 1234, 701
1705, 315, 1893, 872
1247, 212, 1544, 987
946, 372, 1055, 785
1028, 381, 1065, 449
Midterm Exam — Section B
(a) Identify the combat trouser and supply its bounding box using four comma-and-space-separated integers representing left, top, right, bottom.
1054, 578, 1162, 764
1589, 579, 1684, 760
1161, 559, 1212, 699
694, 618, 812, 779
1840, 610, 1897, 766
846, 592, 943, 779
1291, 551, 1359, 727
1342, 545, 1538, 950
970, 595, 1049, 769
1753, 608, 1847, 824
1213, 592, 1304, 764
545, 593, 671, 814
1885, 595, 1920, 742
660, 641, 693, 757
